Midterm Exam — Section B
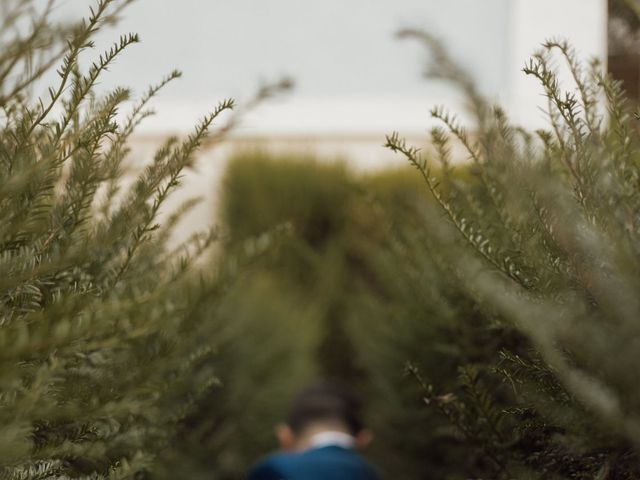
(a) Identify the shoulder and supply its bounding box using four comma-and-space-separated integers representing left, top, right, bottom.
248, 448, 379, 480
297, 447, 380, 479
248, 453, 291, 480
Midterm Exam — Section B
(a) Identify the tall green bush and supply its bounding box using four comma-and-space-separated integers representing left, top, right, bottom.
220, 151, 363, 384
387, 33, 640, 478
213, 150, 495, 479
0, 1, 233, 477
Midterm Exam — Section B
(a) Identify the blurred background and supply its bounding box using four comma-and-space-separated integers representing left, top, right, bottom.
49, 0, 612, 241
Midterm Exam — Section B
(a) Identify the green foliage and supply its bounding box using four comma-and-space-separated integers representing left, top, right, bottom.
0, 1, 234, 477
9, 2, 640, 479
220, 151, 365, 383
387, 32, 640, 478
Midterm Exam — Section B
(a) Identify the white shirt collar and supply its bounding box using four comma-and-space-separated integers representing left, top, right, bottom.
308, 431, 356, 450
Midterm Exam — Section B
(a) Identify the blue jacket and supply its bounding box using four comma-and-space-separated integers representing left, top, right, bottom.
248, 445, 379, 480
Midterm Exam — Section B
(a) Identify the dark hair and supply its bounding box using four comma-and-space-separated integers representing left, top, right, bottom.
286, 382, 365, 435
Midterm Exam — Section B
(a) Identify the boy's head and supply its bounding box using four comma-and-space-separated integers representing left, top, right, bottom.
276, 381, 372, 451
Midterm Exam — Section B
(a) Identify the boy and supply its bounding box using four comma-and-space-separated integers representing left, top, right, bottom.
248, 382, 379, 480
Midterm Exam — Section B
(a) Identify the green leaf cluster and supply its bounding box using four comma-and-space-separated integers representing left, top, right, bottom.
0, 1, 234, 478
387, 32, 640, 479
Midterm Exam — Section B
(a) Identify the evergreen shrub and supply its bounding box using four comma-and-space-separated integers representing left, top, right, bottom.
387, 31, 640, 479
0, 1, 234, 477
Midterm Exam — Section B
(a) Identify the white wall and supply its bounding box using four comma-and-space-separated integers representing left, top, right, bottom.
51, 1, 507, 135
51, 0, 607, 134
505, 0, 607, 128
